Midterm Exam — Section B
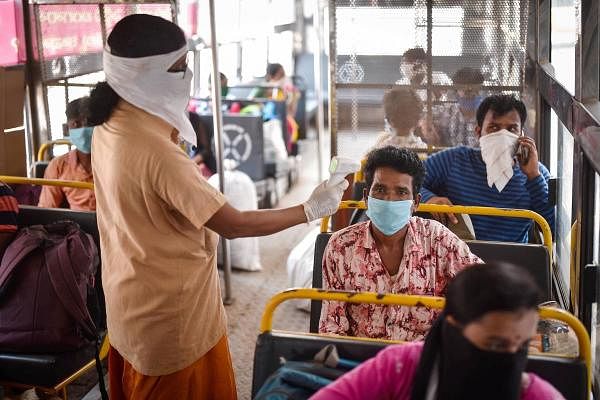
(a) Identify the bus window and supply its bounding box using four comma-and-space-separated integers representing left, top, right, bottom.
552, 109, 574, 299
550, 0, 577, 93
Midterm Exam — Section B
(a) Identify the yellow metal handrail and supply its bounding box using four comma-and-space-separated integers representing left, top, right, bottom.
320, 201, 553, 265
260, 288, 591, 391
0, 176, 94, 190
37, 139, 72, 161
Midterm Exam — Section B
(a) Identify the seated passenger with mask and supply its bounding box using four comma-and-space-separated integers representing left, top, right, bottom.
420, 95, 554, 243
38, 97, 95, 211
319, 146, 481, 341
433, 67, 485, 147
313, 262, 565, 400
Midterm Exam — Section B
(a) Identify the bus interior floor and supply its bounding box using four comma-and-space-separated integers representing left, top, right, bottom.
34, 138, 321, 400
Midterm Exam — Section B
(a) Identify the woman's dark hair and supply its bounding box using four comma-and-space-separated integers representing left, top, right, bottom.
88, 14, 187, 125
364, 146, 426, 196
445, 262, 541, 325
266, 63, 284, 79
475, 94, 527, 128
383, 88, 423, 132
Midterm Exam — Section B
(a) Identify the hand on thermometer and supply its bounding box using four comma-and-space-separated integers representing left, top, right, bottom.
302, 157, 361, 222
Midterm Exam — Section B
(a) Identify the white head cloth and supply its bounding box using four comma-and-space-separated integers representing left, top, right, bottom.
479, 129, 519, 192
103, 45, 196, 147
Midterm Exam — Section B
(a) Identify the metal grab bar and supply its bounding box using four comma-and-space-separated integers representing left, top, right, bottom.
0, 176, 94, 190
37, 139, 72, 161
320, 201, 553, 265
260, 288, 591, 391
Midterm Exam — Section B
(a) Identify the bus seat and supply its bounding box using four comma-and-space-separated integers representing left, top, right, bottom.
0, 206, 106, 395
309, 235, 552, 333
33, 161, 49, 178
310, 232, 332, 333
252, 331, 587, 400
466, 240, 551, 300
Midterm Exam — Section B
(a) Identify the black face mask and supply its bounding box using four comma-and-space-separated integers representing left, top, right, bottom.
436, 321, 528, 400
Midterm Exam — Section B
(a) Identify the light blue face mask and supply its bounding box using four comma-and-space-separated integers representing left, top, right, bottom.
69, 127, 94, 154
366, 196, 413, 236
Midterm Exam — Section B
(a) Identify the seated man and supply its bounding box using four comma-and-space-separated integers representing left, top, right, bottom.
420, 94, 555, 243
433, 67, 485, 147
0, 181, 19, 257
38, 97, 95, 211
375, 87, 427, 150
319, 146, 481, 341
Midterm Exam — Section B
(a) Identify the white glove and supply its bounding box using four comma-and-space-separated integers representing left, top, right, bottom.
302, 179, 349, 222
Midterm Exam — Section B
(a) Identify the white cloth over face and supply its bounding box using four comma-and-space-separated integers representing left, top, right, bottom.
479, 129, 519, 192
103, 45, 196, 146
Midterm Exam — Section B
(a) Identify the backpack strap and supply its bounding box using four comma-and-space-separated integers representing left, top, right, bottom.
44, 231, 97, 340
0, 228, 44, 295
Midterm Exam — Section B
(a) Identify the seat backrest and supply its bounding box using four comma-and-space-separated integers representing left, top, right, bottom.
16, 206, 105, 330
33, 161, 49, 178
466, 240, 551, 300
310, 233, 332, 333
252, 332, 587, 400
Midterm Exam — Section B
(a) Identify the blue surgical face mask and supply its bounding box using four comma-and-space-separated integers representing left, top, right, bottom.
69, 126, 94, 154
366, 196, 413, 236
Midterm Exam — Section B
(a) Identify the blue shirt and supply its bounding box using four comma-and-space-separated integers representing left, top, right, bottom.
420, 146, 555, 243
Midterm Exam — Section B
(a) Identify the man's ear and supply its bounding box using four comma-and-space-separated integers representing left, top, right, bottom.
413, 193, 421, 212
475, 125, 482, 139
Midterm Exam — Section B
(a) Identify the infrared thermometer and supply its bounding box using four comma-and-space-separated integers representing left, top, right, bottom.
327, 157, 361, 187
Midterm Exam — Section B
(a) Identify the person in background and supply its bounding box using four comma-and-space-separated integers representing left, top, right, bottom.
0, 181, 19, 258
319, 146, 481, 341
420, 95, 554, 243
375, 87, 427, 150
312, 262, 565, 400
396, 48, 451, 98
89, 14, 347, 400
433, 67, 486, 147
38, 97, 95, 211
208, 72, 229, 98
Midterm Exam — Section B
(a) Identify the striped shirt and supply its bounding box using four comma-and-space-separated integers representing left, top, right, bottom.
420, 146, 555, 243
0, 182, 18, 232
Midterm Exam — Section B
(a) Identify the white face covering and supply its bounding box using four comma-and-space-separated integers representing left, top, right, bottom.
479, 129, 519, 192
103, 45, 196, 147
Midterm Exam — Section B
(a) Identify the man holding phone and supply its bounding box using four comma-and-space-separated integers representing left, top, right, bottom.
420, 94, 554, 243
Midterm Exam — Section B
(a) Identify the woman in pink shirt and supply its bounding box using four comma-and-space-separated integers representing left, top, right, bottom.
312, 262, 565, 400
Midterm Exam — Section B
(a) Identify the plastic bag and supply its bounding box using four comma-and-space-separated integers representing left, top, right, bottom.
263, 119, 288, 164
208, 170, 262, 271
286, 227, 321, 312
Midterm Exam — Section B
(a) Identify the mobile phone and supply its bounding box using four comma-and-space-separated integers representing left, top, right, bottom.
515, 143, 529, 163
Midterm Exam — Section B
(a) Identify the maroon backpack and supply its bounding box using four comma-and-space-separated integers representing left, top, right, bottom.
0, 221, 98, 352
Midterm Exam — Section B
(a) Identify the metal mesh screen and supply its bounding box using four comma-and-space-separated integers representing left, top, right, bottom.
34, 2, 173, 82
331, 0, 528, 159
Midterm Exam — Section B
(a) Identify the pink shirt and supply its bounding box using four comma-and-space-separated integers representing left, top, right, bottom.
311, 342, 565, 400
319, 218, 482, 341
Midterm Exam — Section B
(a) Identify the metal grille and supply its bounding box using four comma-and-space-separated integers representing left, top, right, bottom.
331, 0, 529, 159
34, 2, 174, 82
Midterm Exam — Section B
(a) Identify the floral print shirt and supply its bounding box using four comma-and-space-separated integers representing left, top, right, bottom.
319, 217, 482, 341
